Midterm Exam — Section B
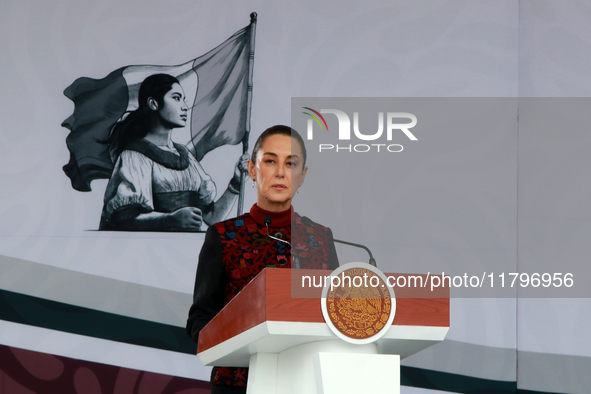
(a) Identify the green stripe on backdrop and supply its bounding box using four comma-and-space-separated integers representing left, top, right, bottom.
0, 289, 566, 394
402, 368, 567, 394
516, 391, 566, 394
0, 289, 196, 354
402, 368, 561, 394
401, 366, 517, 393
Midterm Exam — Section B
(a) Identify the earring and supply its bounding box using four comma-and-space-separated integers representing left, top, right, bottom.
252, 179, 256, 188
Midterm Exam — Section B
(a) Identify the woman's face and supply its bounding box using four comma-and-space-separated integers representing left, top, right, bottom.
157, 83, 188, 128
248, 134, 308, 212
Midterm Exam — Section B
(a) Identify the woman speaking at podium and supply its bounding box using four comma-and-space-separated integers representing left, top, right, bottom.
186, 125, 339, 393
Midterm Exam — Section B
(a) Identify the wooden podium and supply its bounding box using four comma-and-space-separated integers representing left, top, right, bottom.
197, 268, 449, 394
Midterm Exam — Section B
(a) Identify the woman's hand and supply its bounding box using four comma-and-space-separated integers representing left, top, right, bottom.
232, 153, 250, 183
168, 207, 203, 231
204, 153, 249, 225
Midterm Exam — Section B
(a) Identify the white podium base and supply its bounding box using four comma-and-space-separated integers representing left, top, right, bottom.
246, 340, 400, 394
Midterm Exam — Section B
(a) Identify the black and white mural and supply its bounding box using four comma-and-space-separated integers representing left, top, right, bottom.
62, 17, 256, 231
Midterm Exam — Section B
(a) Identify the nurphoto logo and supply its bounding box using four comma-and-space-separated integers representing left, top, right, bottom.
302, 107, 418, 153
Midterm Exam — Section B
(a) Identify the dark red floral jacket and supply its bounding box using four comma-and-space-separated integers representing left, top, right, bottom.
186, 204, 339, 387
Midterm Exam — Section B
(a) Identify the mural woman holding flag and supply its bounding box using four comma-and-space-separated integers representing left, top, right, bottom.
99, 73, 248, 232
61, 14, 258, 231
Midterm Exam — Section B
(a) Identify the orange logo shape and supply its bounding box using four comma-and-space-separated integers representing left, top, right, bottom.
321, 263, 396, 344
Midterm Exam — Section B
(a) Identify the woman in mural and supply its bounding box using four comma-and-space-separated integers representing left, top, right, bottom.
186, 125, 339, 392
99, 73, 247, 231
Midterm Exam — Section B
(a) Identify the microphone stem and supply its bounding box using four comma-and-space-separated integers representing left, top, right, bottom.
301, 216, 377, 267
334, 238, 377, 267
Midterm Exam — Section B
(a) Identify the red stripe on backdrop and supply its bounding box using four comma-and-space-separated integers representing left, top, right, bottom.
0, 344, 211, 394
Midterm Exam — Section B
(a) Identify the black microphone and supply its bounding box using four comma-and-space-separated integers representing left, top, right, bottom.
301, 216, 377, 267
263, 215, 302, 269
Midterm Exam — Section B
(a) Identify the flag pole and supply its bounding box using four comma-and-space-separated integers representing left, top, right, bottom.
237, 12, 257, 216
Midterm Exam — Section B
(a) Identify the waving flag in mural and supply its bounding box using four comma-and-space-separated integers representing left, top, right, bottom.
61, 14, 257, 229
61, 14, 257, 196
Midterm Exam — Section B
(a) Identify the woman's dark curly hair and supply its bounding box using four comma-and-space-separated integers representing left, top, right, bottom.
106, 73, 180, 161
